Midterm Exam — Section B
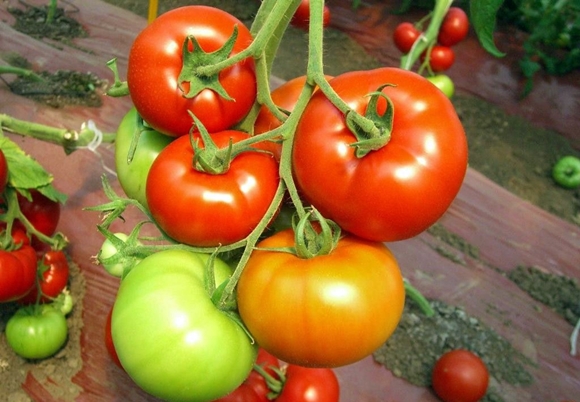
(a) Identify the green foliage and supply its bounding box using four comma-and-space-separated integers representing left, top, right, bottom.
0, 136, 67, 203
500, 0, 580, 95
470, 0, 506, 57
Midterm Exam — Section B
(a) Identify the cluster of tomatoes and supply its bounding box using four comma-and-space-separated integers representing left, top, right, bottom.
96, 2, 470, 402
0, 148, 72, 360
393, 7, 469, 73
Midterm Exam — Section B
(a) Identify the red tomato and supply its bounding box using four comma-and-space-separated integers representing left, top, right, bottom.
291, 0, 331, 30
438, 7, 469, 47
292, 68, 468, 242
146, 130, 279, 247
0, 243, 37, 302
18, 250, 69, 304
16, 189, 61, 238
431, 349, 489, 402
245, 348, 281, 401
105, 307, 123, 369
0, 149, 8, 194
276, 365, 339, 402
214, 383, 262, 402
127, 6, 257, 137
425, 45, 455, 72
393, 22, 421, 53
237, 229, 405, 368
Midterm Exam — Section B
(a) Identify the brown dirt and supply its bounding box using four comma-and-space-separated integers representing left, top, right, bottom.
0, 256, 85, 402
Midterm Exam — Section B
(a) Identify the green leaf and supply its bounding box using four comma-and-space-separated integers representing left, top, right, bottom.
470, 0, 506, 57
0, 136, 67, 204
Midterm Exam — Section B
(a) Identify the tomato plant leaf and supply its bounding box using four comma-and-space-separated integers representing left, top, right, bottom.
0, 136, 65, 204
470, 0, 506, 58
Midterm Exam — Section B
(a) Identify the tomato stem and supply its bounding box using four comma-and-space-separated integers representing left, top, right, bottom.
403, 279, 435, 317
105, 58, 129, 97
571, 315, 579, 356
0, 187, 68, 251
0, 114, 115, 154
400, 0, 453, 71
0, 65, 45, 82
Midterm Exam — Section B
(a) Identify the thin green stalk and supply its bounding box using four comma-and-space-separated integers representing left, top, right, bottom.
401, 0, 453, 70
0, 114, 115, 154
45, 0, 58, 25
0, 66, 45, 82
404, 279, 435, 317
197, 1, 298, 77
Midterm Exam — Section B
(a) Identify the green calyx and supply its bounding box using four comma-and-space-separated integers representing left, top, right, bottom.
294, 208, 341, 259
177, 26, 240, 101
346, 84, 395, 158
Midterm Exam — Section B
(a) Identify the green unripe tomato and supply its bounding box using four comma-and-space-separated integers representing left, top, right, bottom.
98, 232, 141, 278
427, 74, 455, 98
6, 305, 68, 359
115, 108, 173, 208
552, 155, 580, 189
112, 249, 257, 402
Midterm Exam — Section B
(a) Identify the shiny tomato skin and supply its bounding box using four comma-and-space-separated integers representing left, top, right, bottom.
277, 365, 340, 402
127, 6, 256, 137
0, 248, 36, 302
5, 304, 68, 359
393, 22, 421, 53
237, 229, 405, 368
426, 45, 455, 72
18, 250, 70, 304
291, 0, 331, 30
432, 349, 489, 402
146, 130, 279, 247
438, 7, 469, 47
292, 68, 467, 242
112, 250, 257, 401
0, 149, 8, 194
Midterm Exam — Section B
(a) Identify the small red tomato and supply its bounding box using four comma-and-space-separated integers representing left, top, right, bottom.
291, 0, 331, 30
431, 349, 489, 402
425, 45, 455, 72
393, 22, 421, 53
438, 7, 469, 47
276, 365, 340, 402
18, 250, 70, 304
